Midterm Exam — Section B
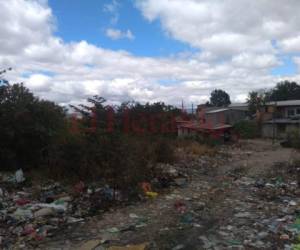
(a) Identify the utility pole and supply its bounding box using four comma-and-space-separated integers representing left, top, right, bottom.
272, 101, 277, 145
192, 103, 194, 115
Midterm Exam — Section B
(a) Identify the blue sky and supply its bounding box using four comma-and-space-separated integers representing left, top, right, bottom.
49, 0, 298, 76
1, 0, 300, 105
272, 56, 298, 76
50, 0, 194, 57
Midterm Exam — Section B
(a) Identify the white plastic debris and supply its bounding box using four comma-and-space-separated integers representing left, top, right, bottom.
12, 208, 33, 220
15, 169, 25, 183
34, 203, 67, 212
34, 207, 55, 218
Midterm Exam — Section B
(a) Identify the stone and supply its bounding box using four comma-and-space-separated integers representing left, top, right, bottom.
234, 212, 251, 218
172, 244, 185, 250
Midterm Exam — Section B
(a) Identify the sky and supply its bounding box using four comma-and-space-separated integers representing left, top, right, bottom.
1, 0, 300, 107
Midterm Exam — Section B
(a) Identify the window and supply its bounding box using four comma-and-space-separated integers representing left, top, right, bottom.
296, 108, 300, 115
287, 109, 295, 117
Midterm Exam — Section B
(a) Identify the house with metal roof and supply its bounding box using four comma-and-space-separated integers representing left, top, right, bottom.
177, 104, 249, 140
261, 100, 300, 138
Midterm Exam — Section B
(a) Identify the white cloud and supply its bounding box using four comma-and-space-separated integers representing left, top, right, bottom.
1, 0, 300, 108
103, 0, 120, 24
280, 36, 300, 52
136, 0, 300, 57
26, 74, 52, 92
105, 28, 135, 40
231, 53, 279, 69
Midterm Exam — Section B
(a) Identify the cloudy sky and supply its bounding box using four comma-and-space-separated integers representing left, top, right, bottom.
1, 0, 300, 107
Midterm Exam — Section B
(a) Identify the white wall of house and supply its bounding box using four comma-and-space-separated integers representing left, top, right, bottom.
262, 123, 300, 138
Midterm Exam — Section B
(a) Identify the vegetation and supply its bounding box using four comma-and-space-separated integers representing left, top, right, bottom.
0, 74, 180, 191
267, 81, 300, 101
4, 66, 300, 189
233, 120, 259, 139
209, 89, 231, 107
247, 90, 267, 115
282, 129, 300, 148
175, 139, 216, 157
247, 81, 300, 114
0, 82, 66, 170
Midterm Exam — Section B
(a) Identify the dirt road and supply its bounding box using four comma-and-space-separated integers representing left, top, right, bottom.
39, 140, 300, 250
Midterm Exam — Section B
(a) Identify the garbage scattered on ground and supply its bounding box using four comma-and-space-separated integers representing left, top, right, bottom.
1, 140, 300, 249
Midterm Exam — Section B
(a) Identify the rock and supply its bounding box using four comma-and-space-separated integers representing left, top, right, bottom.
172, 244, 185, 250
234, 212, 251, 218
129, 213, 139, 219
107, 227, 119, 233
174, 178, 187, 187
257, 231, 268, 239
254, 179, 265, 188
67, 217, 84, 224
195, 201, 206, 210
199, 235, 214, 249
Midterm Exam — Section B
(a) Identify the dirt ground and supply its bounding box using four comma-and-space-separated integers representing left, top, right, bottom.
31, 139, 300, 250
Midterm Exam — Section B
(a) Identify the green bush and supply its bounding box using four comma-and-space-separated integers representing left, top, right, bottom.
285, 129, 300, 148
0, 83, 66, 170
0, 82, 177, 191
47, 132, 175, 192
234, 120, 259, 139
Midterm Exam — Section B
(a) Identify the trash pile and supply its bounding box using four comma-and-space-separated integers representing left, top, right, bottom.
153, 163, 189, 189
0, 170, 131, 248
2, 140, 298, 249
0, 162, 191, 249
226, 162, 300, 249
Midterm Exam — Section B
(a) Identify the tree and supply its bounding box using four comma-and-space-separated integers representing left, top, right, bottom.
0, 82, 66, 170
209, 89, 231, 107
247, 90, 267, 115
268, 81, 300, 101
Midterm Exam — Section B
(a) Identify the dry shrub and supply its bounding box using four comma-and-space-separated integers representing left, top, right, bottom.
175, 139, 216, 158
45, 132, 176, 194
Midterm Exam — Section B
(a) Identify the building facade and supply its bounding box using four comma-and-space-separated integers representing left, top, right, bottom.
261, 100, 300, 139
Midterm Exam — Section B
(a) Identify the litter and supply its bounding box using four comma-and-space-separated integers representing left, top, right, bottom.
15, 169, 25, 183
34, 207, 55, 218
12, 208, 33, 220
145, 192, 158, 198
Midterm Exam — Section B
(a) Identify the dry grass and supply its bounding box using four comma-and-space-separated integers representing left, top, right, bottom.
175, 139, 217, 158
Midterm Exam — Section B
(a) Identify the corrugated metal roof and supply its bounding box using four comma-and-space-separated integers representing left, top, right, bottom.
264, 118, 300, 124
267, 100, 300, 107
178, 121, 232, 130
229, 103, 248, 107
206, 108, 229, 114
